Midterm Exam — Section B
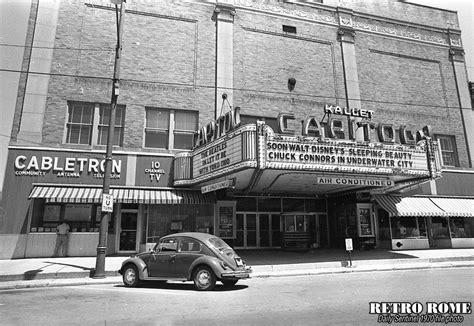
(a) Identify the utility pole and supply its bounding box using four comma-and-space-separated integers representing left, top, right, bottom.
93, 0, 125, 278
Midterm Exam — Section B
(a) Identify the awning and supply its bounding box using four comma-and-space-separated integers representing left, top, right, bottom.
430, 197, 474, 217
28, 186, 215, 205
374, 195, 474, 218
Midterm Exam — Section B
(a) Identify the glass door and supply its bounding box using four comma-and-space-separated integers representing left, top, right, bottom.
235, 213, 256, 248
119, 210, 138, 252
259, 214, 270, 247
259, 213, 281, 247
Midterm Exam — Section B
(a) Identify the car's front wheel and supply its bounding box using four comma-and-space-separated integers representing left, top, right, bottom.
193, 266, 216, 291
221, 279, 238, 287
122, 264, 139, 287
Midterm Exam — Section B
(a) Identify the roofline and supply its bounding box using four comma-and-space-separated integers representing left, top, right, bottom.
402, 1, 458, 14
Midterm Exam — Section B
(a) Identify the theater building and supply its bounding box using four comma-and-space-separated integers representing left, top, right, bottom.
1, 0, 473, 259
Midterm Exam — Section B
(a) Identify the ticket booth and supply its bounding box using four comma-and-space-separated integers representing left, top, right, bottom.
281, 213, 312, 250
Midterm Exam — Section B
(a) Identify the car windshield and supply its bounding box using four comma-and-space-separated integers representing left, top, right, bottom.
208, 237, 233, 253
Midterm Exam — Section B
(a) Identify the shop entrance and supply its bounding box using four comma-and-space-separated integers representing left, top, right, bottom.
235, 212, 281, 248
117, 209, 139, 252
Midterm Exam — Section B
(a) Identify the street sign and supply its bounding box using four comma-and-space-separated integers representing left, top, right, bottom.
102, 194, 114, 212
345, 238, 353, 251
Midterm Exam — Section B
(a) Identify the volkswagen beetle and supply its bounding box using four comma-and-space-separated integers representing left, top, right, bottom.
118, 232, 252, 291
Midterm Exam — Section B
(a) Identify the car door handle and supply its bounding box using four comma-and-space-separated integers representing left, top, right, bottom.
170, 254, 176, 262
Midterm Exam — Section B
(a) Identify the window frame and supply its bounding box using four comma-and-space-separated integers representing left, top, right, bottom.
434, 134, 460, 167
65, 102, 94, 145
64, 101, 125, 147
144, 107, 198, 150
240, 114, 279, 132
97, 104, 125, 146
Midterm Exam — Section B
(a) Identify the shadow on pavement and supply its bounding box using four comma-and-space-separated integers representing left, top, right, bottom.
23, 269, 44, 280
238, 249, 418, 265
43, 261, 95, 277
114, 281, 248, 292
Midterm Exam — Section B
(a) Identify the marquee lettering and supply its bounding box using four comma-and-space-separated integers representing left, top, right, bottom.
193, 105, 432, 149
194, 107, 241, 148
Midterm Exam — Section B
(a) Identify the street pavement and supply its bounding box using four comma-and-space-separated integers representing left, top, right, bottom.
0, 248, 473, 290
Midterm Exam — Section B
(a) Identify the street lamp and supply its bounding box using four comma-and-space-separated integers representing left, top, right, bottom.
93, 0, 126, 279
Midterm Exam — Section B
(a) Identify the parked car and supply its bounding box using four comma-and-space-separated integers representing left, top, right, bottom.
118, 232, 252, 291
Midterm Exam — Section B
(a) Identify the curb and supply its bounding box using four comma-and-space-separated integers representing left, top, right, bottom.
1, 261, 472, 291
251, 262, 474, 278
0, 270, 120, 283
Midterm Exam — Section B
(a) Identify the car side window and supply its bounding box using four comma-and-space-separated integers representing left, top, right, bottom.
179, 238, 201, 252
157, 238, 178, 252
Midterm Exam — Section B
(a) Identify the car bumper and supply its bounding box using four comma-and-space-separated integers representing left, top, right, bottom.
220, 267, 252, 279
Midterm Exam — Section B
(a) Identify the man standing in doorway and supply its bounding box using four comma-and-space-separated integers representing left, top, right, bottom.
53, 220, 70, 257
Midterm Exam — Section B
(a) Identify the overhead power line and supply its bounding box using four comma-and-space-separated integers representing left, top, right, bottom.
0, 43, 114, 52
0, 68, 467, 110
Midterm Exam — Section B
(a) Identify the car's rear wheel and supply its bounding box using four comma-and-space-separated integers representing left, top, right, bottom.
122, 264, 139, 287
193, 266, 216, 291
221, 279, 238, 287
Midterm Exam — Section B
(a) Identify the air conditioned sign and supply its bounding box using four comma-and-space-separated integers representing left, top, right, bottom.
316, 177, 394, 187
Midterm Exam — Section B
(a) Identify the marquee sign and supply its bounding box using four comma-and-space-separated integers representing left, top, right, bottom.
173, 105, 441, 188
265, 139, 429, 174
193, 135, 242, 178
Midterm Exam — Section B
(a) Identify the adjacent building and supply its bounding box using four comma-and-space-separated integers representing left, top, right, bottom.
1, 0, 473, 259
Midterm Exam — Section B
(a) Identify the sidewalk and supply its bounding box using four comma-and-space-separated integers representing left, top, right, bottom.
1, 248, 473, 290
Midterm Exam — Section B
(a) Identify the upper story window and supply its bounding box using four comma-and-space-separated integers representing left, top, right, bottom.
66, 102, 93, 144
241, 114, 279, 132
98, 104, 125, 146
65, 101, 125, 146
145, 108, 198, 150
435, 134, 459, 167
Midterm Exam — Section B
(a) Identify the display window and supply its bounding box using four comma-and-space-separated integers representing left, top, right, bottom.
29, 199, 115, 233
449, 217, 473, 238
390, 216, 427, 239
146, 204, 214, 243
431, 216, 449, 239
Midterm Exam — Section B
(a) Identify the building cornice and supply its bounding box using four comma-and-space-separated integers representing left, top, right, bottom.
234, 0, 458, 48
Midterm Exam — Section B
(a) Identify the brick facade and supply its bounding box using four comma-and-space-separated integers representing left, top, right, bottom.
2, 0, 473, 246
9, 0, 471, 165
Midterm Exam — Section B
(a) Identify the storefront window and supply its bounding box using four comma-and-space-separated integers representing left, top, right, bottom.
257, 198, 281, 211
390, 216, 427, 239
236, 197, 257, 211
305, 199, 326, 212
377, 209, 391, 241
283, 198, 304, 211
450, 217, 473, 238
146, 204, 214, 243
30, 199, 114, 233
285, 215, 295, 232
431, 216, 449, 239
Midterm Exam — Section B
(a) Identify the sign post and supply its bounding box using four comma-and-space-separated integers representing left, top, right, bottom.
102, 194, 114, 213
345, 238, 353, 267
93, 0, 125, 279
